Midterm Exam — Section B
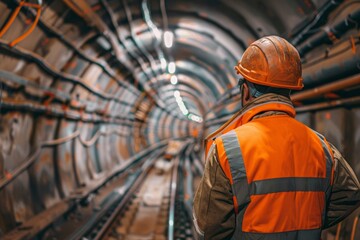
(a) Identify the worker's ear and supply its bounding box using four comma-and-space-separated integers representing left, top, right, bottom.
242, 82, 251, 105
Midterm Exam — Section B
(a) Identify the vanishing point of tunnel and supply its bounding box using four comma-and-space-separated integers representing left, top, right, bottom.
0, 0, 360, 239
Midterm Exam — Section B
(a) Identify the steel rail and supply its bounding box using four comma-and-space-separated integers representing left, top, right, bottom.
3, 141, 169, 240
91, 140, 191, 240
168, 142, 195, 240
71, 149, 166, 240
167, 152, 182, 240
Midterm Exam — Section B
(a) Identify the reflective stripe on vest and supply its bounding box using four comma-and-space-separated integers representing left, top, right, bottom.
216, 127, 334, 238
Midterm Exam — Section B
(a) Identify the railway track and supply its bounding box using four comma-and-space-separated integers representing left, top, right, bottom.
88, 142, 197, 240
103, 164, 172, 240
10, 140, 199, 240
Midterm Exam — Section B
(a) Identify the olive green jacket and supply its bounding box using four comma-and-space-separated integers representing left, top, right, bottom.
193, 94, 360, 240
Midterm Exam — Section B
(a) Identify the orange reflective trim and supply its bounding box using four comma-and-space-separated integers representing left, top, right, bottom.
242, 192, 324, 233
235, 116, 326, 183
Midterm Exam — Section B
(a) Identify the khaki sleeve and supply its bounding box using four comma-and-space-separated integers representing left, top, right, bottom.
193, 143, 235, 240
324, 143, 360, 229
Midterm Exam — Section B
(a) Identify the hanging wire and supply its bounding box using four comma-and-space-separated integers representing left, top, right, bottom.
0, 0, 43, 47
160, 0, 168, 30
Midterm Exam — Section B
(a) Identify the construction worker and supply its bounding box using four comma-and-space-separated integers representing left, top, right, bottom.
193, 36, 360, 240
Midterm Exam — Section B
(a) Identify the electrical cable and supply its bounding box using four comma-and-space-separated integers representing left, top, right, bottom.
0, 127, 131, 191
0, 0, 42, 47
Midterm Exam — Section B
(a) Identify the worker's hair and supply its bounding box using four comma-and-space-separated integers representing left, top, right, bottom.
246, 81, 291, 98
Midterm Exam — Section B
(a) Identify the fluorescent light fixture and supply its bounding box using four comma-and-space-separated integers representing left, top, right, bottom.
170, 75, 178, 85
164, 31, 174, 48
160, 58, 167, 69
188, 113, 203, 123
174, 90, 180, 98
173, 90, 192, 116
168, 62, 176, 74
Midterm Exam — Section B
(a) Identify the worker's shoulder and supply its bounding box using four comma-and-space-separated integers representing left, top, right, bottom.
215, 122, 262, 143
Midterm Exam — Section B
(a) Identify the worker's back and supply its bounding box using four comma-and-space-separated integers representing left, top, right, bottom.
216, 114, 333, 239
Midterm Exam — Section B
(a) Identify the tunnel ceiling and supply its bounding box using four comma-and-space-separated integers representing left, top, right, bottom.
0, 0, 359, 150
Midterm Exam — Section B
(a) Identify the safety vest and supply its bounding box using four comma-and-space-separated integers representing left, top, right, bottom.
204, 101, 297, 158
214, 102, 334, 239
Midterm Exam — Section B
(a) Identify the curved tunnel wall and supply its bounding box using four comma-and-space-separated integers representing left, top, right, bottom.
0, 0, 360, 237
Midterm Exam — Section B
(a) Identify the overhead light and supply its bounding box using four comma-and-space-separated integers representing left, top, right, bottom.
160, 58, 167, 69
164, 31, 174, 48
168, 62, 176, 74
174, 90, 180, 98
187, 113, 203, 123
170, 75, 178, 85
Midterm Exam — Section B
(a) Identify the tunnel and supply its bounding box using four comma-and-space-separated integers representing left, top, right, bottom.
0, 0, 359, 239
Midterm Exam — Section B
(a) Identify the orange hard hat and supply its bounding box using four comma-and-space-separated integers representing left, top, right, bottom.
234, 36, 303, 90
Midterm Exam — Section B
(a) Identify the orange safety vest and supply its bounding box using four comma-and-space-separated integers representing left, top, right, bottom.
212, 102, 334, 239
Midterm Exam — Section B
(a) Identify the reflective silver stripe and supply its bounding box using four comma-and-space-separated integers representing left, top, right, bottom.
232, 180, 251, 208
221, 131, 246, 181
311, 130, 333, 198
311, 130, 334, 226
221, 131, 250, 207
312, 131, 333, 182
237, 228, 321, 240
250, 177, 327, 195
